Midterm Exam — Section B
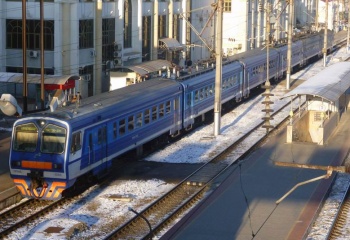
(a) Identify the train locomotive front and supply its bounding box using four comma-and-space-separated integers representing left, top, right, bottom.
9, 117, 70, 200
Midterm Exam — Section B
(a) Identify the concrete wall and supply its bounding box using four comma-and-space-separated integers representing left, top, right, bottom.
291, 111, 312, 142
323, 112, 339, 144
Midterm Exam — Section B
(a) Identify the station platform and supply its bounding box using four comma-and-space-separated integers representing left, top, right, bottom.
0, 119, 21, 210
162, 104, 350, 239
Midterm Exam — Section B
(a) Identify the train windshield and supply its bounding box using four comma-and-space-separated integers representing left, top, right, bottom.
13, 123, 38, 152
41, 124, 66, 154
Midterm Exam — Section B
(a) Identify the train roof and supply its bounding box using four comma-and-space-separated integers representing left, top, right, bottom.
28, 79, 182, 122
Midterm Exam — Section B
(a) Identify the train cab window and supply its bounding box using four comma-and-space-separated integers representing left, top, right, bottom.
152, 106, 157, 121
136, 113, 142, 128
159, 104, 164, 118
144, 109, 150, 124
128, 116, 134, 131
71, 131, 82, 153
166, 101, 171, 114
119, 119, 126, 136
13, 123, 38, 152
41, 124, 66, 154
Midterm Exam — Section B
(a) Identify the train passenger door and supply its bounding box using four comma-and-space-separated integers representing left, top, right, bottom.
173, 97, 181, 130
96, 125, 107, 167
82, 125, 107, 170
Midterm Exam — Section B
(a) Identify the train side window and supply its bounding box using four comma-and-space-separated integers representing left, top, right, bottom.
128, 116, 134, 131
113, 122, 117, 138
199, 89, 204, 100
89, 133, 93, 150
152, 106, 157, 121
209, 84, 214, 95
119, 119, 126, 136
97, 126, 107, 144
101, 126, 106, 143
159, 103, 165, 117
166, 101, 171, 114
144, 109, 150, 124
233, 75, 237, 85
136, 113, 142, 128
223, 79, 227, 89
186, 93, 192, 107
98, 128, 102, 144
71, 131, 81, 153
194, 90, 199, 102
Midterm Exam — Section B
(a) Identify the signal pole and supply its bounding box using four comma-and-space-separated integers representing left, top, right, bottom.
323, 0, 328, 67
214, 0, 223, 136
347, 0, 350, 53
286, 0, 293, 90
22, 0, 28, 112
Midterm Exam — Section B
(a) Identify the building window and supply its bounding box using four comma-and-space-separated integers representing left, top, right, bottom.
173, 14, 180, 41
124, 0, 132, 48
102, 18, 115, 62
159, 15, 167, 38
142, 16, 151, 61
224, 0, 232, 12
6, 19, 54, 50
79, 65, 94, 97
79, 19, 94, 49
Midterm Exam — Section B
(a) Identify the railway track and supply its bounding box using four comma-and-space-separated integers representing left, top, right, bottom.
306, 158, 350, 239
104, 95, 305, 239
0, 179, 103, 238
329, 189, 350, 239
0, 198, 62, 238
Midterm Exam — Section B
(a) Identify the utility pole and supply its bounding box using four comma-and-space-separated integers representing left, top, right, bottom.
22, 0, 28, 112
261, 2, 274, 133
251, 0, 255, 49
316, 0, 319, 30
214, 0, 223, 136
347, 0, 350, 53
258, 1, 262, 47
323, 0, 328, 67
40, 0, 45, 110
95, 0, 102, 95
286, 0, 294, 90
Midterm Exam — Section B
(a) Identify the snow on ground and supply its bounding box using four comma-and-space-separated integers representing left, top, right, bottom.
3, 47, 350, 239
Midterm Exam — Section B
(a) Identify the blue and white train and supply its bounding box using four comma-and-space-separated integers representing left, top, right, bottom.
9, 31, 336, 200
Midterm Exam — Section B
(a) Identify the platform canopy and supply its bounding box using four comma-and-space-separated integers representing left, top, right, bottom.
112, 59, 173, 77
0, 72, 80, 85
281, 62, 350, 103
159, 38, 185, 51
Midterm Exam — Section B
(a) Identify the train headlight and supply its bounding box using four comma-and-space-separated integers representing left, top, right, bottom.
36, 120, 46, 127
53, 163, 62, 169
12, 161, 21, 167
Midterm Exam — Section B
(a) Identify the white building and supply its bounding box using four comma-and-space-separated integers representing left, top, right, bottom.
0, 0, 342, 101
0, 0, 216, 99
222, 0, 341, 56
